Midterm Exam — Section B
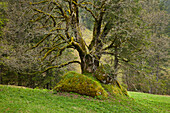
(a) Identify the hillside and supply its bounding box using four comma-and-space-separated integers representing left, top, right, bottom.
0, 85, 169, 113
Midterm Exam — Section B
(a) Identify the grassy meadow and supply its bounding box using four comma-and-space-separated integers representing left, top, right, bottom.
0, 85, 169, 113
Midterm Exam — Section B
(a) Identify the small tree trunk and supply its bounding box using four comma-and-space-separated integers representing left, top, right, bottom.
149, 73, 153, 94
17, 73, 22, 86
156, 55, 159, 82
114, 46, 119, 79
0, 65, 2, 84
125, 73, 129, 91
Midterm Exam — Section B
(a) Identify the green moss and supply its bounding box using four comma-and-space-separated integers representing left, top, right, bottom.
121, 87, 129, 96
102, 83, 129, 96
93, 65, 129, 97
54, 71, 128, 98
94, 65, 114, 84
54, 71, 108, 98
94, 67, 108, 83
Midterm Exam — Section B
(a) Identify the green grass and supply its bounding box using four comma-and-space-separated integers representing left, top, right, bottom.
128, 91, 170, 112
0, 85, 169, 113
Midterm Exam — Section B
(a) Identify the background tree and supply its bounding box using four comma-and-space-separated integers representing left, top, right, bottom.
122, 0, 170, 94
0, 0, 74, 89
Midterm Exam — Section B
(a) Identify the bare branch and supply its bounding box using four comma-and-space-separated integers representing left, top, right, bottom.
30, 1, 48, 5
102, 37, 117, 50
41, 41, 70, 61
100, 21, 112, 40
71, 1, 98, 21
41, 60, 81, 73
33, 8, 60, 26
28, 33, 52, 50
101, 52, 115, 55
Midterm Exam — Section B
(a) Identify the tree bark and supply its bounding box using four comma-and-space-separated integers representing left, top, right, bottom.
17, 73, 22, 86
114, 46, 119, 79
0, 64, 2, 84
80, 54, 99, 74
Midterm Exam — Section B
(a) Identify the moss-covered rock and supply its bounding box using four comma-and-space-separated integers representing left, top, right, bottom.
54, 71, 128, 98
54, 71, 108, 98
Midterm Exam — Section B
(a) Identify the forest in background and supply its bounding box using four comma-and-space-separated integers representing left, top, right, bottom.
0, 0, 169, 95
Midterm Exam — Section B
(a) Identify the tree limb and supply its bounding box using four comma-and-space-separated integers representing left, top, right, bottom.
102, 37, 117, 50
28, 33, 52, 51
40, 60, 81, 73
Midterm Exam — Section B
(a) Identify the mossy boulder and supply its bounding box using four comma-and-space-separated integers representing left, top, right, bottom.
54, 71, 128, 98
54, 71, 108, 98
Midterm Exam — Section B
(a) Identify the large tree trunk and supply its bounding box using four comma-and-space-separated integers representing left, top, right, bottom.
80, 54, 100, 74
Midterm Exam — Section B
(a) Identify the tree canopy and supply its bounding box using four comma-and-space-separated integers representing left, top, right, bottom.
0, 0, 169, 94
27, 0, 149, 76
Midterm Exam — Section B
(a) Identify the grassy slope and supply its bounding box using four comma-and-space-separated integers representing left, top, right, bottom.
128, 92, 170, 112
0, 85, 170, 113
